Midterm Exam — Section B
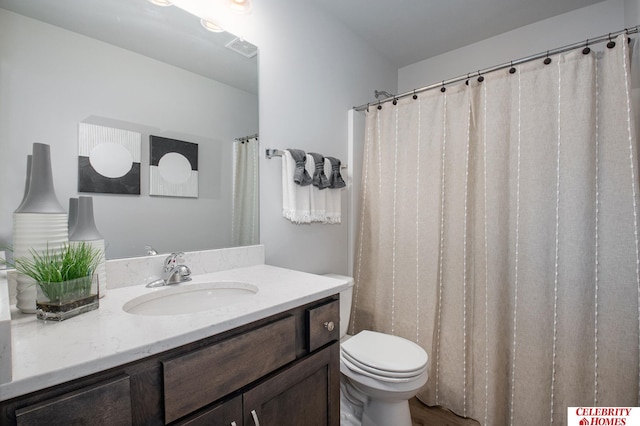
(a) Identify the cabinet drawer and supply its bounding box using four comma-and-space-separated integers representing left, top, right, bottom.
307, 299, 340, 352
163, 316, 296, 423
175, 395, 241, 426
15, 375, 132, 426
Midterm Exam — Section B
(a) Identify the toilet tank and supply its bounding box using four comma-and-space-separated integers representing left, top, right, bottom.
323, 274, 354, 339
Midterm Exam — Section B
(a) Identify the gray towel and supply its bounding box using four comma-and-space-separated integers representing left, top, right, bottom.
287, 149, 312, 186
327, 157, 346, 188
309, 152, 330, 189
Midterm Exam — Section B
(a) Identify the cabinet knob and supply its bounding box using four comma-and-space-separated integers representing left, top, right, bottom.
324, 321, 335, 332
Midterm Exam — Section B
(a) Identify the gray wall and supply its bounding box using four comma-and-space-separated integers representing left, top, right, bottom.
398, 0, 626, 92
220, 1, 398, 276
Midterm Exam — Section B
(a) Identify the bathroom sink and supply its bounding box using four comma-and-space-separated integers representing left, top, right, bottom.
123, 281, 259, 316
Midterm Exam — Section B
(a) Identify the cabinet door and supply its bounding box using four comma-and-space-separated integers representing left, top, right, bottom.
242, 343, 339, 426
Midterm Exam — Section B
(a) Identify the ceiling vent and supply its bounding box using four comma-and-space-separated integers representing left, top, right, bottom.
225, 37, 258, 58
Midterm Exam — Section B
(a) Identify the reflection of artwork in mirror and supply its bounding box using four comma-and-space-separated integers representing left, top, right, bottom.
78, 123, 141, 195
150, 136, 199, 198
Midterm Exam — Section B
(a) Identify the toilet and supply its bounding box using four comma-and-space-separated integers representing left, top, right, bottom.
324, 274, 429, 426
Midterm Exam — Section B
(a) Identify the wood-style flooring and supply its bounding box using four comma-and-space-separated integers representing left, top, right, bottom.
410, 398, 480, 426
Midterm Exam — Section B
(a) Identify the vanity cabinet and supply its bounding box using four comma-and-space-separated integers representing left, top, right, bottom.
0, 296, 340, 426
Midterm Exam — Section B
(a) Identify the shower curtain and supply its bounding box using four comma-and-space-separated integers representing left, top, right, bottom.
351, 34, 639, 425
232, 137, 259, 246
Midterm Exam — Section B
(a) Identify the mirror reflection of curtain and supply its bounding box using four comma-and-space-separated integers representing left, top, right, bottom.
352, 34, 639, 424
232, 137, 259, 246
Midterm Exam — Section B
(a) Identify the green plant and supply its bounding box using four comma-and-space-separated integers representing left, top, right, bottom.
2, 243, 102, 302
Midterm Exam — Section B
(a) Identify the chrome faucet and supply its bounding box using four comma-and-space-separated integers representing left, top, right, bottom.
146, 252, 191, 287
162, 252, 192, 284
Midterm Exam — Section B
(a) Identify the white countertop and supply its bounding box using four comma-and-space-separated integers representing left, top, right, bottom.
0, 265, 350, 401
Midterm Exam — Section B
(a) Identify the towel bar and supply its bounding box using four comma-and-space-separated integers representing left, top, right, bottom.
265, 148, 347, 169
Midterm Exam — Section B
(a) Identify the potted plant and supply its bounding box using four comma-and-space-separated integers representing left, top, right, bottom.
3, 243, 102, 321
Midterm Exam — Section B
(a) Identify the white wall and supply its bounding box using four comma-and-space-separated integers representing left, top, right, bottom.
0, 9, 258, 259
399, 0, 626, 93
219, 1, 397, 275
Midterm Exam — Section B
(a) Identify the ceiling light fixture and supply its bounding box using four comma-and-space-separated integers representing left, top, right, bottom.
200, 18, 225, 33
229, 0, 252, 14
147, 0, 173, 6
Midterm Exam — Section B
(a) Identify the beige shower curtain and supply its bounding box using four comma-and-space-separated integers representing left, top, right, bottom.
352, 34, 639, 425
232, 137, 259, 246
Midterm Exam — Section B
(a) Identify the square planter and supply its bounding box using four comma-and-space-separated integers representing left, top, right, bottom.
36, 275, 99, 321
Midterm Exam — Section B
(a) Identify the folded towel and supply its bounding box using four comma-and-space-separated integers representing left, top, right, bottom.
309, 152, 330, 189
288, 148, 312, 186
324, 158, 342, 224
326, 157, 346, 188
282, 150, 312, 223
308, 154, 326, 222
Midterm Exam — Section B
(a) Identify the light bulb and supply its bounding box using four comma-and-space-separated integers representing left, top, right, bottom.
148, 0, 173, 6
229, 0, 252, 14
200, 18, 225, 33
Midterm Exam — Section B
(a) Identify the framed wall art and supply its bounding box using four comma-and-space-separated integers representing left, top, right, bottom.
149, 135, 198, 198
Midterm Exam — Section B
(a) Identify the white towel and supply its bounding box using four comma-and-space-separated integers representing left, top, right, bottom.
282, 151, 342, 224
323, 158, 342, 224
282, 150, 311, 223
308, 154, 326, 222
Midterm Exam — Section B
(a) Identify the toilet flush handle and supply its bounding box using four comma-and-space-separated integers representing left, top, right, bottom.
324, 321, 335, 332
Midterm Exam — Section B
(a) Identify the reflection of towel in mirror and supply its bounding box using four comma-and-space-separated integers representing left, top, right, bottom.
326, 157, 346, 188
324, 158, 342, 224
288, 148, 312, 186
282, 150, 311, 223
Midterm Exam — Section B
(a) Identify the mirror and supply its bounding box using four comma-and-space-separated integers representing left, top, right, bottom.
0, 0, 259, 259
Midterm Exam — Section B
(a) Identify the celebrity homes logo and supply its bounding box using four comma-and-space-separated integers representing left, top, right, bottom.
568, 407, 640, 425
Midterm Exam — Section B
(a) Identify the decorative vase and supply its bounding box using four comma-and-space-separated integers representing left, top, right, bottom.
69, 196, 107, 298
36, 274, 99, 321
13, 143, 68, 313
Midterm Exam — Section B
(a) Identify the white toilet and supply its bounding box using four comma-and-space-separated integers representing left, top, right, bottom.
325, 274, 429, 426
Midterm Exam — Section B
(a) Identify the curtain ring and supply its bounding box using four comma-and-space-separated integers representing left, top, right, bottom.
544, 51, 552, 65
607, 33, 616, 49
440, 81, 446, 93
583, 39, 591, 55
412, 89, 418, 100
392, 97, 398, 105
509, 61, 516, 74
377, 101, 382, 110
477, 70, 484, 83
465, 73, 470, 86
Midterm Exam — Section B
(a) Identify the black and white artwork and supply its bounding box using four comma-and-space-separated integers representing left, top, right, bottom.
149, 135, 198, 198
78, 123, 141, 194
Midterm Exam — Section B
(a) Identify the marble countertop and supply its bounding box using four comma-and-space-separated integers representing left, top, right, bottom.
0, 265, 350, 402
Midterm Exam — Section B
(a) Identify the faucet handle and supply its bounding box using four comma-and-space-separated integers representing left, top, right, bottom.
164, 252, 185, 270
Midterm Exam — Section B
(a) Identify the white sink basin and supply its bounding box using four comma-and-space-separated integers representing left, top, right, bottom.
123, 281, 259, 316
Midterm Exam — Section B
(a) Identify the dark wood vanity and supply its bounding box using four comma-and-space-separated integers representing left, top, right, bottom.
0, 296, 340, 426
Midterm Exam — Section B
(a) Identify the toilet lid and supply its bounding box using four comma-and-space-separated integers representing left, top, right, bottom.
341, 357, 418, 383
341, 330, 428, 373
341, 349, 427, 378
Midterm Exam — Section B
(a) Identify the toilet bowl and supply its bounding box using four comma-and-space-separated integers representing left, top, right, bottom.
324, 274, 429, 426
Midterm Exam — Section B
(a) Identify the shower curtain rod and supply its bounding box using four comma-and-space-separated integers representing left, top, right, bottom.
235, 133, 258, 142
354, 25, 640, 112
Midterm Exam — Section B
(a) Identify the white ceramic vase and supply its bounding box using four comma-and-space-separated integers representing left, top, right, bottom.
13, 143, 68, 313
69, 196, 107, 298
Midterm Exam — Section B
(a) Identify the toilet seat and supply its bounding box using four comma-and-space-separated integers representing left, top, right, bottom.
341, 356, 420, 383
341, 349, 427, 379
341, 330, 428, 374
